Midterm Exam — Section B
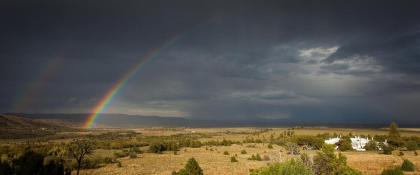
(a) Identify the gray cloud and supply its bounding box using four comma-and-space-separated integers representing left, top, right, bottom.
1, 0, 420, 124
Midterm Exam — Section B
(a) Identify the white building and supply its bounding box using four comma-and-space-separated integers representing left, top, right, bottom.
350, 136, 371, 151
324, 136, 386, 151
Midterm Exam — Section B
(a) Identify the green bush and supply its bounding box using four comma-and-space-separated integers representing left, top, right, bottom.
382, 145, 394, 155
250, 159, 314, 175
381, 167, 403, 175
364, 141, 378, 151
313, 144, 360, 175
149, 143, 167, 154
405, 140, 418, 151
338, 137, 353, 151
401, 159, 415, 171
294, 136, 324, 150
230, 156, 238, 162
172, 158, 203, 175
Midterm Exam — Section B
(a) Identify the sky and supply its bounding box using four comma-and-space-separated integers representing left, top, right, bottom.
1, 0, 420, 124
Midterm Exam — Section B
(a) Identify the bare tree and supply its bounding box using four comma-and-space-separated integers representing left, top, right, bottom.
67, 139, 93, 175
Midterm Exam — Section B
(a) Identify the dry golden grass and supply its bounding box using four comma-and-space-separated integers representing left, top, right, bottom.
80, 144, 295, 175
77, 127, 420, 175
344, 151, 420, 175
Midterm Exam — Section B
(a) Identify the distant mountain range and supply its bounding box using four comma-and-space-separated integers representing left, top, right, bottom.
3, 113, 415, 128
0, 114, 73, 139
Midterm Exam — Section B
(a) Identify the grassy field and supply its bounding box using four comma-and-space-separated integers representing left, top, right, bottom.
70, 127, 420, 175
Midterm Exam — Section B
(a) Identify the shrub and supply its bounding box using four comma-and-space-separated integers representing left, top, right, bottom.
382, 145, 394, 155
11, 148, 44, 175
250, 159, 314, 175
338, 137, 353, 151
223, 151, 229, 155
401, 159, 415, 171
313, 144, 360, 175
294, 136, 324, 150
149, 143, 167, 154
172, 158, 203, 175
381, 167, 403, 175
285, 142, 300, 155
405, 140, 418, 151
230, 156, 238, 162
241, 150, 247, 154
113, 151, 129, 158
42, 156, 65, 175
364, 141, 378, 151
300, 153, 312, 167
129, 152, 137, 159
248, 154, 262, 161
81, 157, 101, 169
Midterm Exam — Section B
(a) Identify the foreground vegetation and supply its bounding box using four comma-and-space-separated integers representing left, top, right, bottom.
0, 122, 419, 174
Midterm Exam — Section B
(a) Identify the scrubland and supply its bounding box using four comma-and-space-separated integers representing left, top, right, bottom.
1, 127, 420, 175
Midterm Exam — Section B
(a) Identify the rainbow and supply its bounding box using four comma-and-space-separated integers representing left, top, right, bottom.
83, 36, 179, 128
14, 58, 63, 112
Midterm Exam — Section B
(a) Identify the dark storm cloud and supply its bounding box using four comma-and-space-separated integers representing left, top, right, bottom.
1, 0, 420, 123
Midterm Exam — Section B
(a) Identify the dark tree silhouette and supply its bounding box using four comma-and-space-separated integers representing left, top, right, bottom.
67, 139, 93, 175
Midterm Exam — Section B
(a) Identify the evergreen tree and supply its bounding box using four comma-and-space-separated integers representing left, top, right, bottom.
388, 122, 402, 147
389, 122, 400, 139
172, 158, 203, 175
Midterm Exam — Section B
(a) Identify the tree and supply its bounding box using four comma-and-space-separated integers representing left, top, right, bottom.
250, 159, 314, 175
67, 139, 94, 175
388, 122, 402, 147
11, 148, 44, 175
172, 158, 203, 175
389, 122, 400, 139
313, 144, 360, 175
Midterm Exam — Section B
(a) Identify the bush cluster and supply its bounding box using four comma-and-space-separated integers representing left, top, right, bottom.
248, 154, 262, 161
172, 158, 203, 175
